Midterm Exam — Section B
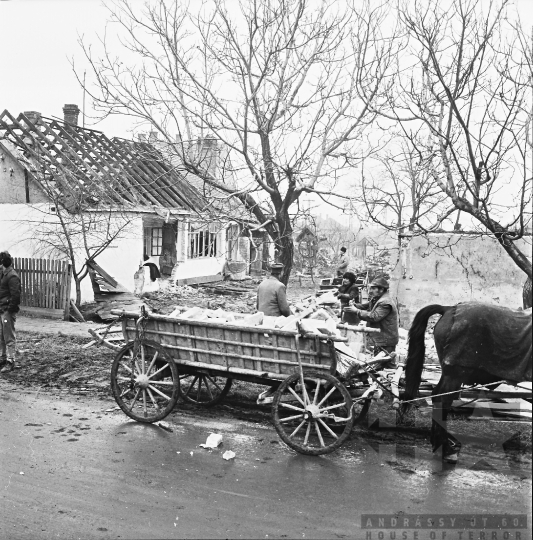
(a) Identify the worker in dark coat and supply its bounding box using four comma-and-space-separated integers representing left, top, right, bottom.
344, 276, 398, 359
0, 251, 21, 373
257, 263, 291, 317
334, 271, 360, 325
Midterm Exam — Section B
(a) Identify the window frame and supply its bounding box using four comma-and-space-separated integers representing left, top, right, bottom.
189, 228, 218, 259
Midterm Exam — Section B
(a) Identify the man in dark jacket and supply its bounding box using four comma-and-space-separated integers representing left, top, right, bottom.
344, 276, 398, 359
0, 252, 21, 373
334, 271, 360, 325
257, 263, 291, 317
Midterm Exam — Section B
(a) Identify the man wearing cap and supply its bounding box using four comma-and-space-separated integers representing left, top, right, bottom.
344, 276, 398, 361
0, 251, 21, 373
256, 263, 291, 317
336, 247, 350, 277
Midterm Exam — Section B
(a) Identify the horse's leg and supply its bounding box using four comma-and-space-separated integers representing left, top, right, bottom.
431, 370, 462, 463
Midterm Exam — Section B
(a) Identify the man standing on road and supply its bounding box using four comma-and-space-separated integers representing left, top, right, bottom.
336, 247, 350, 277
344, 276, 398, 363
257, 263, 291, 317
0, 251, 21, 373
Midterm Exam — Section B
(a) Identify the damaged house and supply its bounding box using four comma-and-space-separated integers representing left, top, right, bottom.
0, 105, 264, 305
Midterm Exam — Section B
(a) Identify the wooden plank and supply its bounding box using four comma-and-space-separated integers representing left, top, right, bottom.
110, 310, 304, 338
175, 274, 223, 287
39, 259, 43, 307
50, 259, 56, 309
64, 262, 73, 321
57, 261, 64, 311
32, 258, 38, 307
133, 328, 320, 358
34, 259, 39, 307
25, 258, 30, 306
145, 339, 330, 370
46, 259, 52, 308
53, 260, 59, 308
70, 299, 85, 322
25, 258, 31, 306
88, 329, 122, 351
86, 260, 118, 288
24, 258, 30, 307
19, 306, 65, 319
42, 259, 47, 308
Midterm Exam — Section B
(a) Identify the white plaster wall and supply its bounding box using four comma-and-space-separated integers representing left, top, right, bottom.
390, 233, 532, 327
80, 214, 144, 303
172, 256, 225, 280
0, 204, 144, 304
0, 203, 55, 256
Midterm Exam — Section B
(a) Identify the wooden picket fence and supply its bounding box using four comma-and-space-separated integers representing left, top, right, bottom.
13, 258, 72, 320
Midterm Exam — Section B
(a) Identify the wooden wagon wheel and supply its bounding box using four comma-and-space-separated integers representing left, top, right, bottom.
179, 372, 233, 407
272, 370, 354, 455
111, 340, 179, 423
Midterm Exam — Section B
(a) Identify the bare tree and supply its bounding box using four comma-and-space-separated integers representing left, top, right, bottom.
76, 0, 399, 283
30, 173, 133, 305
361, 135, 450, 238
386, 0, 532, 279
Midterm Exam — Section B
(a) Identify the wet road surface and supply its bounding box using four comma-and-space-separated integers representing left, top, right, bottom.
0, 383, 531, 539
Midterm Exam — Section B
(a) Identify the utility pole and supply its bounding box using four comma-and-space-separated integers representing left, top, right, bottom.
82, 70, 86, 129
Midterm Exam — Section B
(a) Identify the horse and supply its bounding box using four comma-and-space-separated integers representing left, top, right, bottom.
403, 302, 532, 463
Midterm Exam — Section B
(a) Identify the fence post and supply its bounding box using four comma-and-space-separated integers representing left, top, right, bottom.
63, 263, 73, 321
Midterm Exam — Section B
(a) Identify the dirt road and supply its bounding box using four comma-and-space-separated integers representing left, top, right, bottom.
0, 382, 531, 540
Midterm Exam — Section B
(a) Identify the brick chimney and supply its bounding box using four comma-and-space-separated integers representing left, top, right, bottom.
63, 104, 80, 126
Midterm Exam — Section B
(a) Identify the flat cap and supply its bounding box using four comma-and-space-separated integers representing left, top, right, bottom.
369, 276, 389, 289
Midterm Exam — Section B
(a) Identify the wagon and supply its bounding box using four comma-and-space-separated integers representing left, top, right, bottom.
108, 308, 390, 455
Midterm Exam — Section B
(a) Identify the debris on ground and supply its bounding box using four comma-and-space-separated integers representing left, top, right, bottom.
157, 421, 173, 432
222, 450, 236, 460
199, 433, 223, 448
143, 282, 258, 316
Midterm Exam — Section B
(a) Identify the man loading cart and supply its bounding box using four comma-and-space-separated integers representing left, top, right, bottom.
256, 263, 291, 317
343, 276, 398, 365
334, 271, 360, 325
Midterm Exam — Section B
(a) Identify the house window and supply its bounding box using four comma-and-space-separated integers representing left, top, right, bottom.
144, 227, 163, 256
150, 227, 163, 256
189, 228, 218, 258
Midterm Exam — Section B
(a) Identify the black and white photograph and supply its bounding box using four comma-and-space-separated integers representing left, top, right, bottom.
0, 0, 531, 538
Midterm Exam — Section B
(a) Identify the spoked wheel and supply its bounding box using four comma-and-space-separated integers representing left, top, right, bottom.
179, 372, 233, 407
272, 370, 354, 456
111, 340, 179, 422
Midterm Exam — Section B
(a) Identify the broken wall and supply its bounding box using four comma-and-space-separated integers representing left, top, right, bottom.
0, 142, 48, 204
390, 233, 532, 327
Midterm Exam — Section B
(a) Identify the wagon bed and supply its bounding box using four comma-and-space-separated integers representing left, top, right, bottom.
116, 309, 338, 384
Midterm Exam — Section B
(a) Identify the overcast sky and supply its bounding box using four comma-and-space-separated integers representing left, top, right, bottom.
0, 0, 137, 137
1, 0, 531, 141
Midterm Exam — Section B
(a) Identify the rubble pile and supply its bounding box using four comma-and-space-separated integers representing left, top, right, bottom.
142, 282, 258, 315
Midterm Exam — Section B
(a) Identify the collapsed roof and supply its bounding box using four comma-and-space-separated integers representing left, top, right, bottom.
0, 109, 207, 212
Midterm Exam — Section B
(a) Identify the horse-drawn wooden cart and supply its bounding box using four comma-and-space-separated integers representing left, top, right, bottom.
108, 308, 393, 455
105, 307, 532, 459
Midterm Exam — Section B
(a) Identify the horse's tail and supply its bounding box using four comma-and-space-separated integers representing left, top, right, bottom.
404, 304, 448, 399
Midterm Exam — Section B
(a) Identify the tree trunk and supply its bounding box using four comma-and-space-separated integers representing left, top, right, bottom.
276, 213, 294, 286
452, 196, 532, 280
493, 233, 532, 280
74, 276, 82, 307
523, 277, 532, 309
